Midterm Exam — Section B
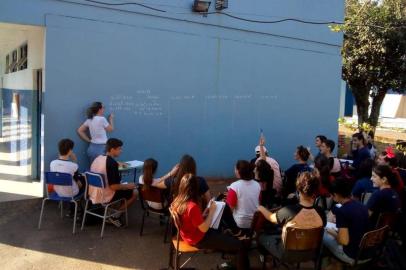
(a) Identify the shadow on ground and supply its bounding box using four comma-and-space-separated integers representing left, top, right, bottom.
1, 179, 405, 270
0, 179, 266, 270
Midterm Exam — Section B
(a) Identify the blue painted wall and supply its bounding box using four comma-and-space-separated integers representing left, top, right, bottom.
0, 0, 344, 177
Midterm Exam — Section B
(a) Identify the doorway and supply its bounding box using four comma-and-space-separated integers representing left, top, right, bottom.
0, 22, 44, 201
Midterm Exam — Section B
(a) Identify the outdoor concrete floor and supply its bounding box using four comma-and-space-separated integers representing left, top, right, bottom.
1, 180, 403, 270
0, 180, 273, 270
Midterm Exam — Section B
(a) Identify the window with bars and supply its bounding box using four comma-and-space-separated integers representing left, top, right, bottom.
5, 42, 28, 74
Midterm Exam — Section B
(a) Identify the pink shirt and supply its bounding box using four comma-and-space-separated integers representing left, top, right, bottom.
88, 155, 115, 204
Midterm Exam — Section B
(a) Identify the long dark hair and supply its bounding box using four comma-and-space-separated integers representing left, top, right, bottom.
173, 155, 197, 197
373, 165, 399, 188
314, 155, 331, 192
86, 102, 103, 119
171, 174, 200, 216
142, 158, 158, 190
256, 159, 274, 191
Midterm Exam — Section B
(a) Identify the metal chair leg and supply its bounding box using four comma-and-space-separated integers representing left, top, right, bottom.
174, 250, 180, 270
262, 254, 266, 270
140, 210, 146, 236
124, 200, 128, 227
60, 201, 63, 218
168, 242, 174, 269
164, 216, 170, 243
38, 198, 47, 229
72, 201, 78, 234
101, 206, 108, 238
81, 200, 89, 231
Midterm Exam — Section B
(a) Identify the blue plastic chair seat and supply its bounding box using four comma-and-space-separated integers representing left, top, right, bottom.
48, 190, 84, 202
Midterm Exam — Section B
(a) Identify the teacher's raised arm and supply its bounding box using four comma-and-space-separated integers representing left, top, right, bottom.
77, 101, 115, 164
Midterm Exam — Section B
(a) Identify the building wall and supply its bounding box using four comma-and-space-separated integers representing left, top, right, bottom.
1, 27, 44, 90
0, 0, 344, 177
380, 93, 406, 119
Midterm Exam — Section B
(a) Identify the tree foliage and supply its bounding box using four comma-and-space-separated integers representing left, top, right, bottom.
342, 0, 406, 127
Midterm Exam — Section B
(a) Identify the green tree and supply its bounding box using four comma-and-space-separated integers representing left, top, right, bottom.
341, 0, 406, 128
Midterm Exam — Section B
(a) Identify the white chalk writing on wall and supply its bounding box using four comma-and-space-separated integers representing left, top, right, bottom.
108, 90, 164, 117
108, 93, 278, 117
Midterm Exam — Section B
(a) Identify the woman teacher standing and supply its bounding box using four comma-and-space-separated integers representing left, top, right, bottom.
77, 102, 114, 163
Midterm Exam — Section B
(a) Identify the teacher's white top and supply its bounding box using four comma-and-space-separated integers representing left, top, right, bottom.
83, 116, 109, 144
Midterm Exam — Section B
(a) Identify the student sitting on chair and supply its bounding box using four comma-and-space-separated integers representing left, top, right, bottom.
257, 172, 326, 257
50, 138, 85, 218
89, 138, 137, 227
155, 154, 211, 206
221, 160, 261, 238
320, 139, 342, 178
138, 158, 179, 210
367, 165, 401, 227
350, 132, 371, 172
255, 136, 283, 196
323, 178, 369, 268
255, 159, 276, 209
351, 159, 376, 201
171, 173, 250, 270
284, 145, 312, 196
314, 135, 327, 160
376, 148, 405, 196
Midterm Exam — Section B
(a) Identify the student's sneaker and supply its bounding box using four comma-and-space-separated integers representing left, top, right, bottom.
106, 217, 123, 228
65, 212, 75, 218
223, 228, 243, 238
237, 233, 250, 241
217, 262, 236, 270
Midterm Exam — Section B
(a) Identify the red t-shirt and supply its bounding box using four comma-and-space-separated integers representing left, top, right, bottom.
226, 188, 238, 208
318, 175, 335, 197
180, 201, 205, 245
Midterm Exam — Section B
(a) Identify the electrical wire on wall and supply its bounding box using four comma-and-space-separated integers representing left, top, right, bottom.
51, 0, 344, 48
78, 0, 406, 30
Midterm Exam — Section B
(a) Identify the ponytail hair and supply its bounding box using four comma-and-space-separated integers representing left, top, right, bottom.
314, 154, 331, 192
86, 102, 103, 119
296, 145, 310, 162
142, 158, 158, 190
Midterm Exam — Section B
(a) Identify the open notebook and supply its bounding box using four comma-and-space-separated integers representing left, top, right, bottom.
208, 201, 226, 229
326, 222, 338, 232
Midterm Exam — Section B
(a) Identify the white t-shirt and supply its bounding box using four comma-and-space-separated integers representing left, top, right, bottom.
83, 116, 109, 144
138, 175, 164, 210
50, 159, 79, 197
229, 179, 261, 228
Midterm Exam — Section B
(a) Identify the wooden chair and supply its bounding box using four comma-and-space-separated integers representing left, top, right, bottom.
137, 185, 170, 243
375, 212, 399, 230
168, 208, 203, 270
259, 225, 324, 270
346, 225, 390, 268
